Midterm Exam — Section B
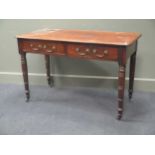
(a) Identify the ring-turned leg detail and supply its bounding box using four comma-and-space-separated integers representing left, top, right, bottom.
117, 65, 126, 120
45, 55, 54, 86
20, 53, 30, 102
129, 52, 137, 100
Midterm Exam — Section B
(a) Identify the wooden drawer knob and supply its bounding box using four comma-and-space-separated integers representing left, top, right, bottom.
30, 44, 33, 47
52, 46, 56, 50
43, 45, 47, 49
76, 48, 80, 52
104, 50, 108, 55
38, 44, 42, 48
92, 49, 97, 53
85, 48, 90, 52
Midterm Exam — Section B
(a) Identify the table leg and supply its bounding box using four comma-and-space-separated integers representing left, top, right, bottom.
117, 65, 126, 120
45, 55, 53, 86
129, 52, 137, 100
20, 53, 30, 102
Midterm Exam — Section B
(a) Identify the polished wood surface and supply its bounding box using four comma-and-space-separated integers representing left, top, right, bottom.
17, 29, 141, 120
17, 29, 141, 46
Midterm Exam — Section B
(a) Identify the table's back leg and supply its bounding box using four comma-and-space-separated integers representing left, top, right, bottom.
45, 55, 54, 86
117, 65, 126, 120
20, 53, 30, 102
129, 52, 137, 100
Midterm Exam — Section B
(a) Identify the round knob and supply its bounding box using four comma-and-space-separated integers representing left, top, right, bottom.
76, 48, 80, 52
52, 46, 56, 50
43, 45, 47, 49
30, 44, 33, 47
38, 44, 42, 48
92, 49, 97, 54
104, 50, 108, 55
85, 48, 90, 52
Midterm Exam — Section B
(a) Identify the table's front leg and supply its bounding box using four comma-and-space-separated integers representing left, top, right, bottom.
45, 55, 54, 86
117, 65, 126, 120
20, 53, 30, 102
129, 52, 137, 100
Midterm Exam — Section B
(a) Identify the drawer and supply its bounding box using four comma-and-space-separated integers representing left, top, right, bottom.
20, 40, 65, 55
67, 43, 118, 61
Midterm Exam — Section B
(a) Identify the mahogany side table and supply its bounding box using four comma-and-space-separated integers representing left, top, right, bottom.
17, 29, 141, 120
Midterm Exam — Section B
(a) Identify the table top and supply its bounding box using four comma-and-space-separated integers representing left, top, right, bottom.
17, 29, 141, 46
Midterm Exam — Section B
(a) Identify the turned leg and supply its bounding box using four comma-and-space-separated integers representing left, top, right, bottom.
129, 52, 137, 100
20, 53, 30, 102
45, 55, 53, 86
117, 65, 126, 120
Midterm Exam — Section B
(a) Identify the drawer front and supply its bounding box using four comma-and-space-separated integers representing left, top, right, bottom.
67, 43, 118, 61
20, 40, 65, 55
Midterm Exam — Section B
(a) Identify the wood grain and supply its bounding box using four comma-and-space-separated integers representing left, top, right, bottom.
17, 29, 141, 46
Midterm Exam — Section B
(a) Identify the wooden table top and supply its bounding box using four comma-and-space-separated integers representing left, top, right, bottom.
17, 29, 141, 46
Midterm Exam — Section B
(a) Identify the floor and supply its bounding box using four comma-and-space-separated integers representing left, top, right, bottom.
0, 84, 155, 135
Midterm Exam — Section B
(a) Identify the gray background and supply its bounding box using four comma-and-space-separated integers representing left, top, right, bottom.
0, 19, 155, 91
